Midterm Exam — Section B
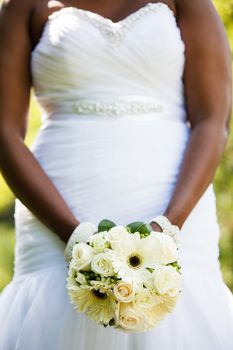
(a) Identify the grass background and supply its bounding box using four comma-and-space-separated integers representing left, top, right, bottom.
1, 1, 233, 292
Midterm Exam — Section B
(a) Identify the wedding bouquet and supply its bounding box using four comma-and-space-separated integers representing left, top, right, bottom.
64, 219, 182, 333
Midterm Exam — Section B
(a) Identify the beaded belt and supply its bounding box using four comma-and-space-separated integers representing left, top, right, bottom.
69, 98, 165, 116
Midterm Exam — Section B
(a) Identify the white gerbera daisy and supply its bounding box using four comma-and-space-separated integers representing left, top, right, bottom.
68, 285, 117, 325
110, 232, 161, 287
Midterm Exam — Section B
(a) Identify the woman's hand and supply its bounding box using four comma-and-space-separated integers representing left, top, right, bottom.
149, 222, 163, 233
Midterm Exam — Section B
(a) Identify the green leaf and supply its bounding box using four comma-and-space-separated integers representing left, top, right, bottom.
146, 267, 154, 273
125, 225, 131, 233
137, 223, 153, 235
126, 221, 145, 233
98, 219, 116, 232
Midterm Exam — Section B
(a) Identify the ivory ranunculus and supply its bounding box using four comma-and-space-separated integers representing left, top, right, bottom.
153, 265, 182, 297
149, 232, 178, 264
113, 282, 135, 303
72, 243, 95, 271
91, 252, 115, 276
106, 225, 129, 249
73, 222, 98, 243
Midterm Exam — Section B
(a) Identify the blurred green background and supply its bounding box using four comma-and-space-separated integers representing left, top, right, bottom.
0, 1, 233, 292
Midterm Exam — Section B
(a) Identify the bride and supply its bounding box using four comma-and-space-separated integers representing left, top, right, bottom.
0, 0, 233, 349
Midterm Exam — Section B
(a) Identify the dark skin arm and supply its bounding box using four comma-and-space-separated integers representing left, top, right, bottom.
150, 0, 232, 232
0, 0, 79, 243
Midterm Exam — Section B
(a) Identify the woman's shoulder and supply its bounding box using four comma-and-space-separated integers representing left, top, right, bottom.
175, 0, 221, 22
0, 0, 34, 14
174, 0, 228, 48
0, 0, 64, 21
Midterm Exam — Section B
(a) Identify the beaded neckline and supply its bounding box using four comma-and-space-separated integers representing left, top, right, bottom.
32, 2, 178, 54
48, 2, 176, 25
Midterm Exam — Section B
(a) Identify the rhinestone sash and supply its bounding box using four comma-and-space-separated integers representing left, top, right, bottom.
69, 98, 165, 116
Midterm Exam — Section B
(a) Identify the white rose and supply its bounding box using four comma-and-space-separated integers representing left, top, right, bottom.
73, 222, 98, 243
118, 302, 141, 331
149, 232, 178, 264
117, 302, 149, 332
153, 265, 182, 297
64, 222, 97, 263
91, 252, 115, 276
72, 243, 95, 271
87, 231, 109, 252
113, 282, 135, 303
106, 225, 129, 249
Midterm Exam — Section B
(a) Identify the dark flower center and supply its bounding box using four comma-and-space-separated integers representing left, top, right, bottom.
92, 289, 107, 299
129, 255, 141, 267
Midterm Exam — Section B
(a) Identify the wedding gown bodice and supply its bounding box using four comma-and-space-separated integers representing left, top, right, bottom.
31, 2, 186, 123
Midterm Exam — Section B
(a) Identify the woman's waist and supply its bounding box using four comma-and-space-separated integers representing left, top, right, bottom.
30, 119, 190, 195
31, 115, 191, 163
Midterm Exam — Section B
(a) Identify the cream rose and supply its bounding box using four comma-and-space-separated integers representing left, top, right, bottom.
149, 232, 178, 264
106, 225, 129, 249
153, 265, 182, 297
113, 282, 135, 303
91, 252, 115, 276
88, 231, 109, 252
117, 302, 149, 332
118, 302, 141, 331
72, 243, 95, 271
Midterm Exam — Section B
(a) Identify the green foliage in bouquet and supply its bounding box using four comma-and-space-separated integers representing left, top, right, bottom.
98, 219, 153, 238
98, 219, 116, 232
126, 222, 153, 237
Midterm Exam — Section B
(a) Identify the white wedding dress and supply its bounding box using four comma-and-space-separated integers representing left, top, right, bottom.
0, 2, 233, 349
